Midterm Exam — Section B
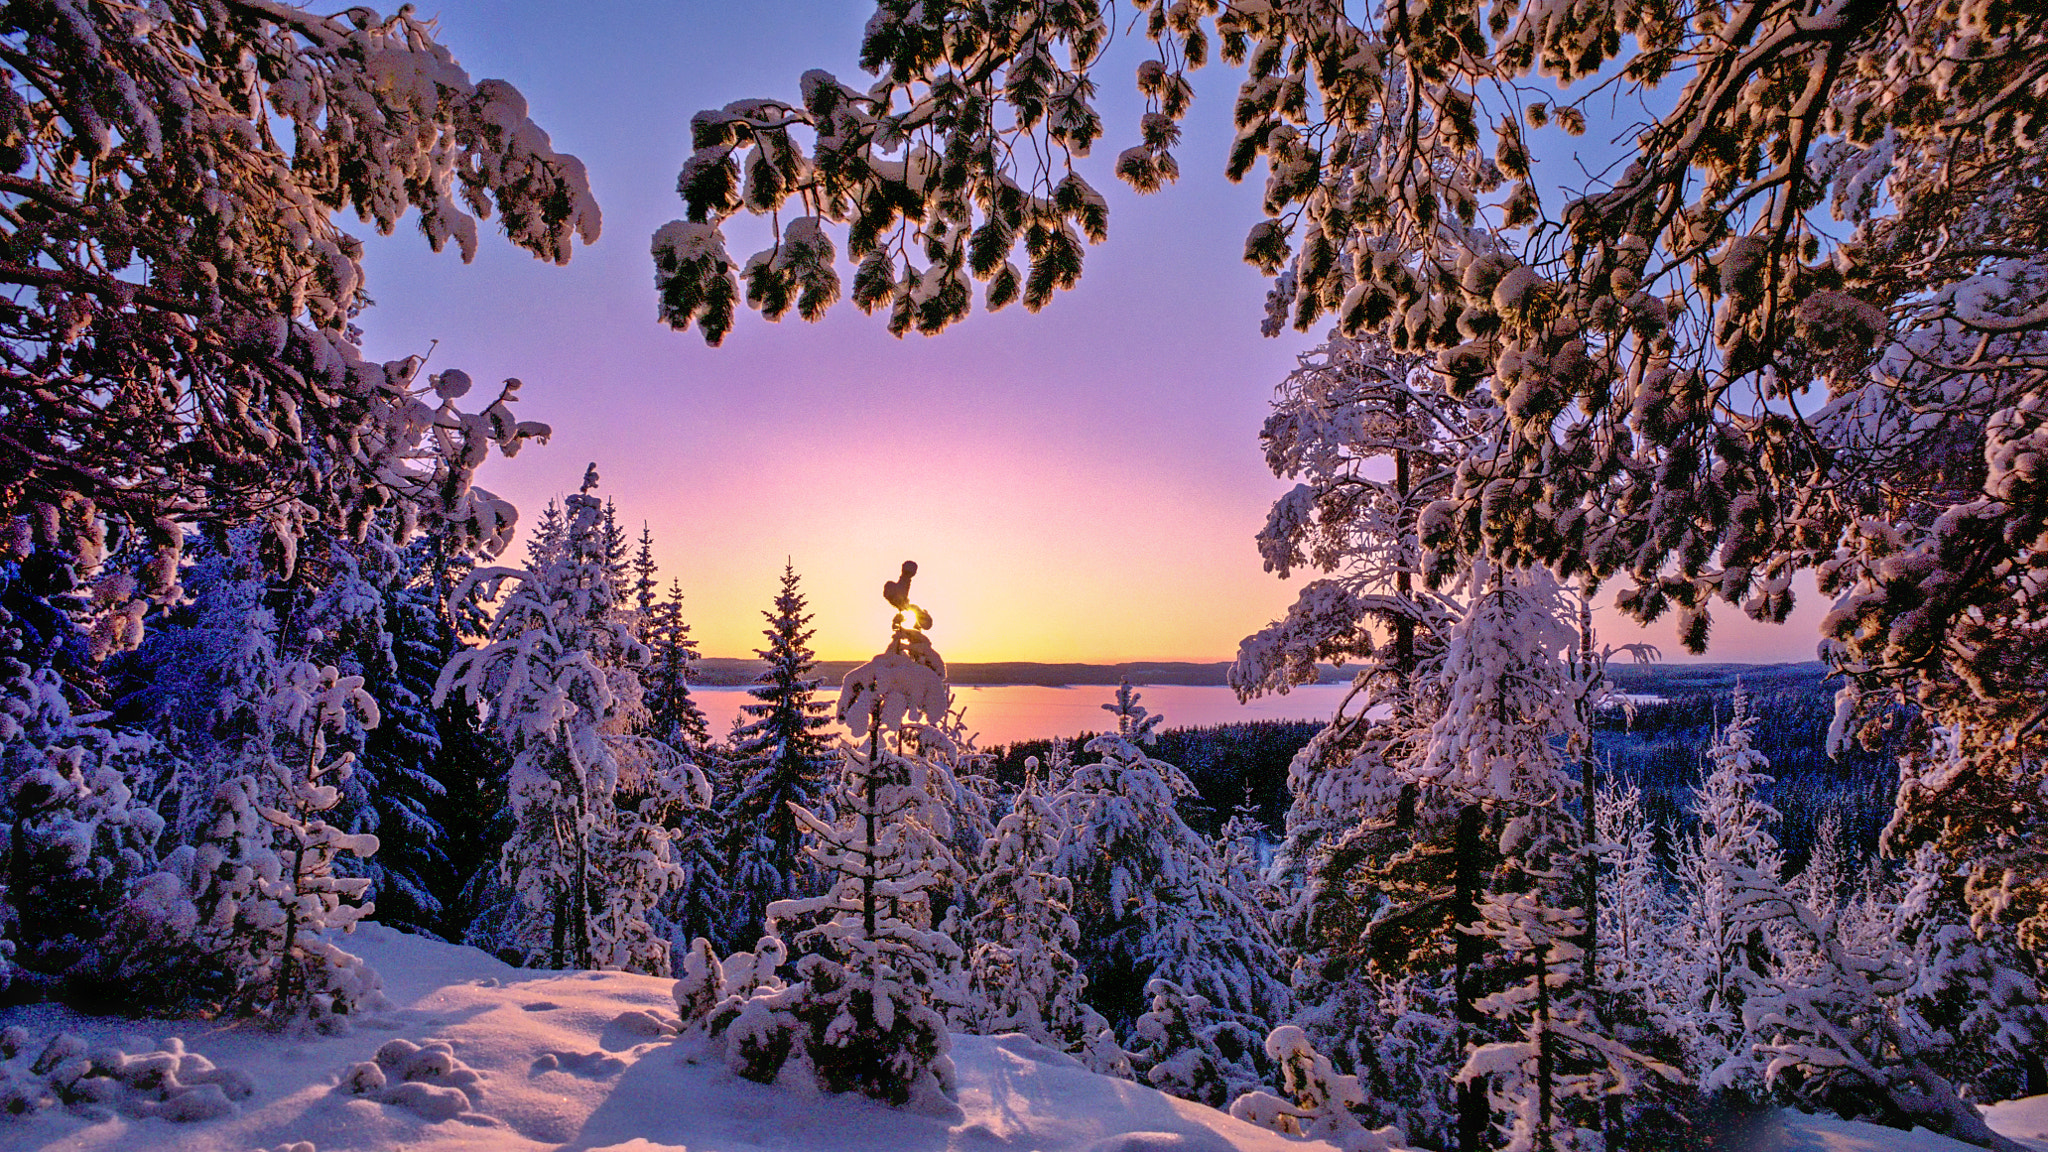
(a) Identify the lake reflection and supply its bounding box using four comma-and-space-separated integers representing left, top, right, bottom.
692, 681, 1360, 748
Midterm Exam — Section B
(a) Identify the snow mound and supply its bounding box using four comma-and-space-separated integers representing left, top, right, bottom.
1987, 1095, 2048, 1150
1760, 1110, 1996, 1151
336, 1037, 489, 1122
1082, 1131, 1239, 1152
0, 1027, 253, 1122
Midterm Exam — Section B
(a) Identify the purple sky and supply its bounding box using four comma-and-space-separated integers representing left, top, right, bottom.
358, 1, 1826, 665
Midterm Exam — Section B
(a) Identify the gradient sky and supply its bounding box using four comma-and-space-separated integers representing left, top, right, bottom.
356, 1, 1827, 666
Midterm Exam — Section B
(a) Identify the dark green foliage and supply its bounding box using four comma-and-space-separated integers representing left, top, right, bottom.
719, 563, 834, 950
644, 581, 711, 750
1594, 673, 1901, 872
993, 719, 1317, 835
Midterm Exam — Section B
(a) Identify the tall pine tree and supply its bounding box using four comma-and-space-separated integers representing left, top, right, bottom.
719, 562, 834, 949
645, 580, 711, 751
438, 465, 701, 972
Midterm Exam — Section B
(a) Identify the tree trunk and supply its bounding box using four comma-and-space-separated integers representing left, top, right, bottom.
864, 695, 881, 939
1455, 801, 1490, 1152
550, 887, 568, 970
1536, 939, 1555, 1152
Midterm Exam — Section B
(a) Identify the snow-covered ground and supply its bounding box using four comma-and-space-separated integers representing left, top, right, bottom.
1, 925, 2040, 1152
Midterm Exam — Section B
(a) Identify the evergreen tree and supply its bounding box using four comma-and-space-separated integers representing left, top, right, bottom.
1670, 687, 1785, 1093
1727, 851, 2021, 1149
1422, 567, 1674, 1152
768, 574, 960, 1104
1216, 806, 1281, 923
632, 523, 661, 621
114, 524, 455, 939
1051, 682, 1291, 1044
438, 465, 700, 973
901, 707, 997, 935
645, 581, 711, 750
524, 500, 566, 569
0, 632, 171, 998
599, 500, 633, 591
142, 661, 386, 1021
963, 768, 1109, 1060
408, 530, 514, 947
1888, 814, 2048, 1102
1794, 807, 1854, 924
597, 738, 699, 975
298, 532, 450, 940
1231, 1025, 1403, 1152
1130, 977, 1264, 1108
720, 562, 834, 949
1592, 782, 1680, 1059
1224, 332, 1496, 1143
250, 665, 386, 1018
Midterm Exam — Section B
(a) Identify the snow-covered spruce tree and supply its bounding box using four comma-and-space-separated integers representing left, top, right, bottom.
1231, 1024, 1405, 1152
632, 524, 659, 621
1420, 564, 1677, 1152
438, 465, 702, 973
599, 501, 633, 595
634, 570, 722, 952
343, 535, 459, 937
251, 664, 385, 1018
1725, 855, 2024, 1150
5, 0, 591, 665
1051, 681, 1291, 1048
963, 767, 1112, 1061
618, 545, 726, 956
719, 562, 835, 951
1669, 686, 1785, 1095
673, 930, 805, 1083
1891, 843, 2048, 1104
1130, 977, 1265, 1109
650, 787, 734, 972
524, 500, 566, 569
899, 705, 996, 941
595, 737, 702, 976
644, 579, 712, 752
1215, 805, 1282, 923
108, 521, 452, 938
403, 528, 516, 946
1794, 806, 1854, 925
1591, 782, 1681, 1062
108, 527, 294, 840
768, 570, 959, 1104
1225, 331, 1489, 1136
149, 662, 384, 1021
0, 633, 170, 997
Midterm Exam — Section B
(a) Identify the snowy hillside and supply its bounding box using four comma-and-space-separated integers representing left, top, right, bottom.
1, 925, 2040, 1152
0, 925, 1338, 1152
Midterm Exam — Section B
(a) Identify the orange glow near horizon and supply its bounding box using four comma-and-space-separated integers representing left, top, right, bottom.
535, 431, 1313, 666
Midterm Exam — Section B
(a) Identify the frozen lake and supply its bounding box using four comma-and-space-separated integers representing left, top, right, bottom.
693, 681, 1359, 748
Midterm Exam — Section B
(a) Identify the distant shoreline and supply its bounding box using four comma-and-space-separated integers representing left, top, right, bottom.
691, 657, 1830, 691
690, 658, 1264, 688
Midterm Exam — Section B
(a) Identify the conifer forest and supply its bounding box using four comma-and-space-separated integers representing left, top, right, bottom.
2, 1, 2046, 1150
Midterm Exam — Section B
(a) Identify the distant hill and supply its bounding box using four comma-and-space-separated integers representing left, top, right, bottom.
1605, 660, 1834, 697
689, 657, 1330, 688
692, 657, 1836, 691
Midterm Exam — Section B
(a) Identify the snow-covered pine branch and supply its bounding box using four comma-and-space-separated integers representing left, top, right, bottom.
5, 0, 597, 658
